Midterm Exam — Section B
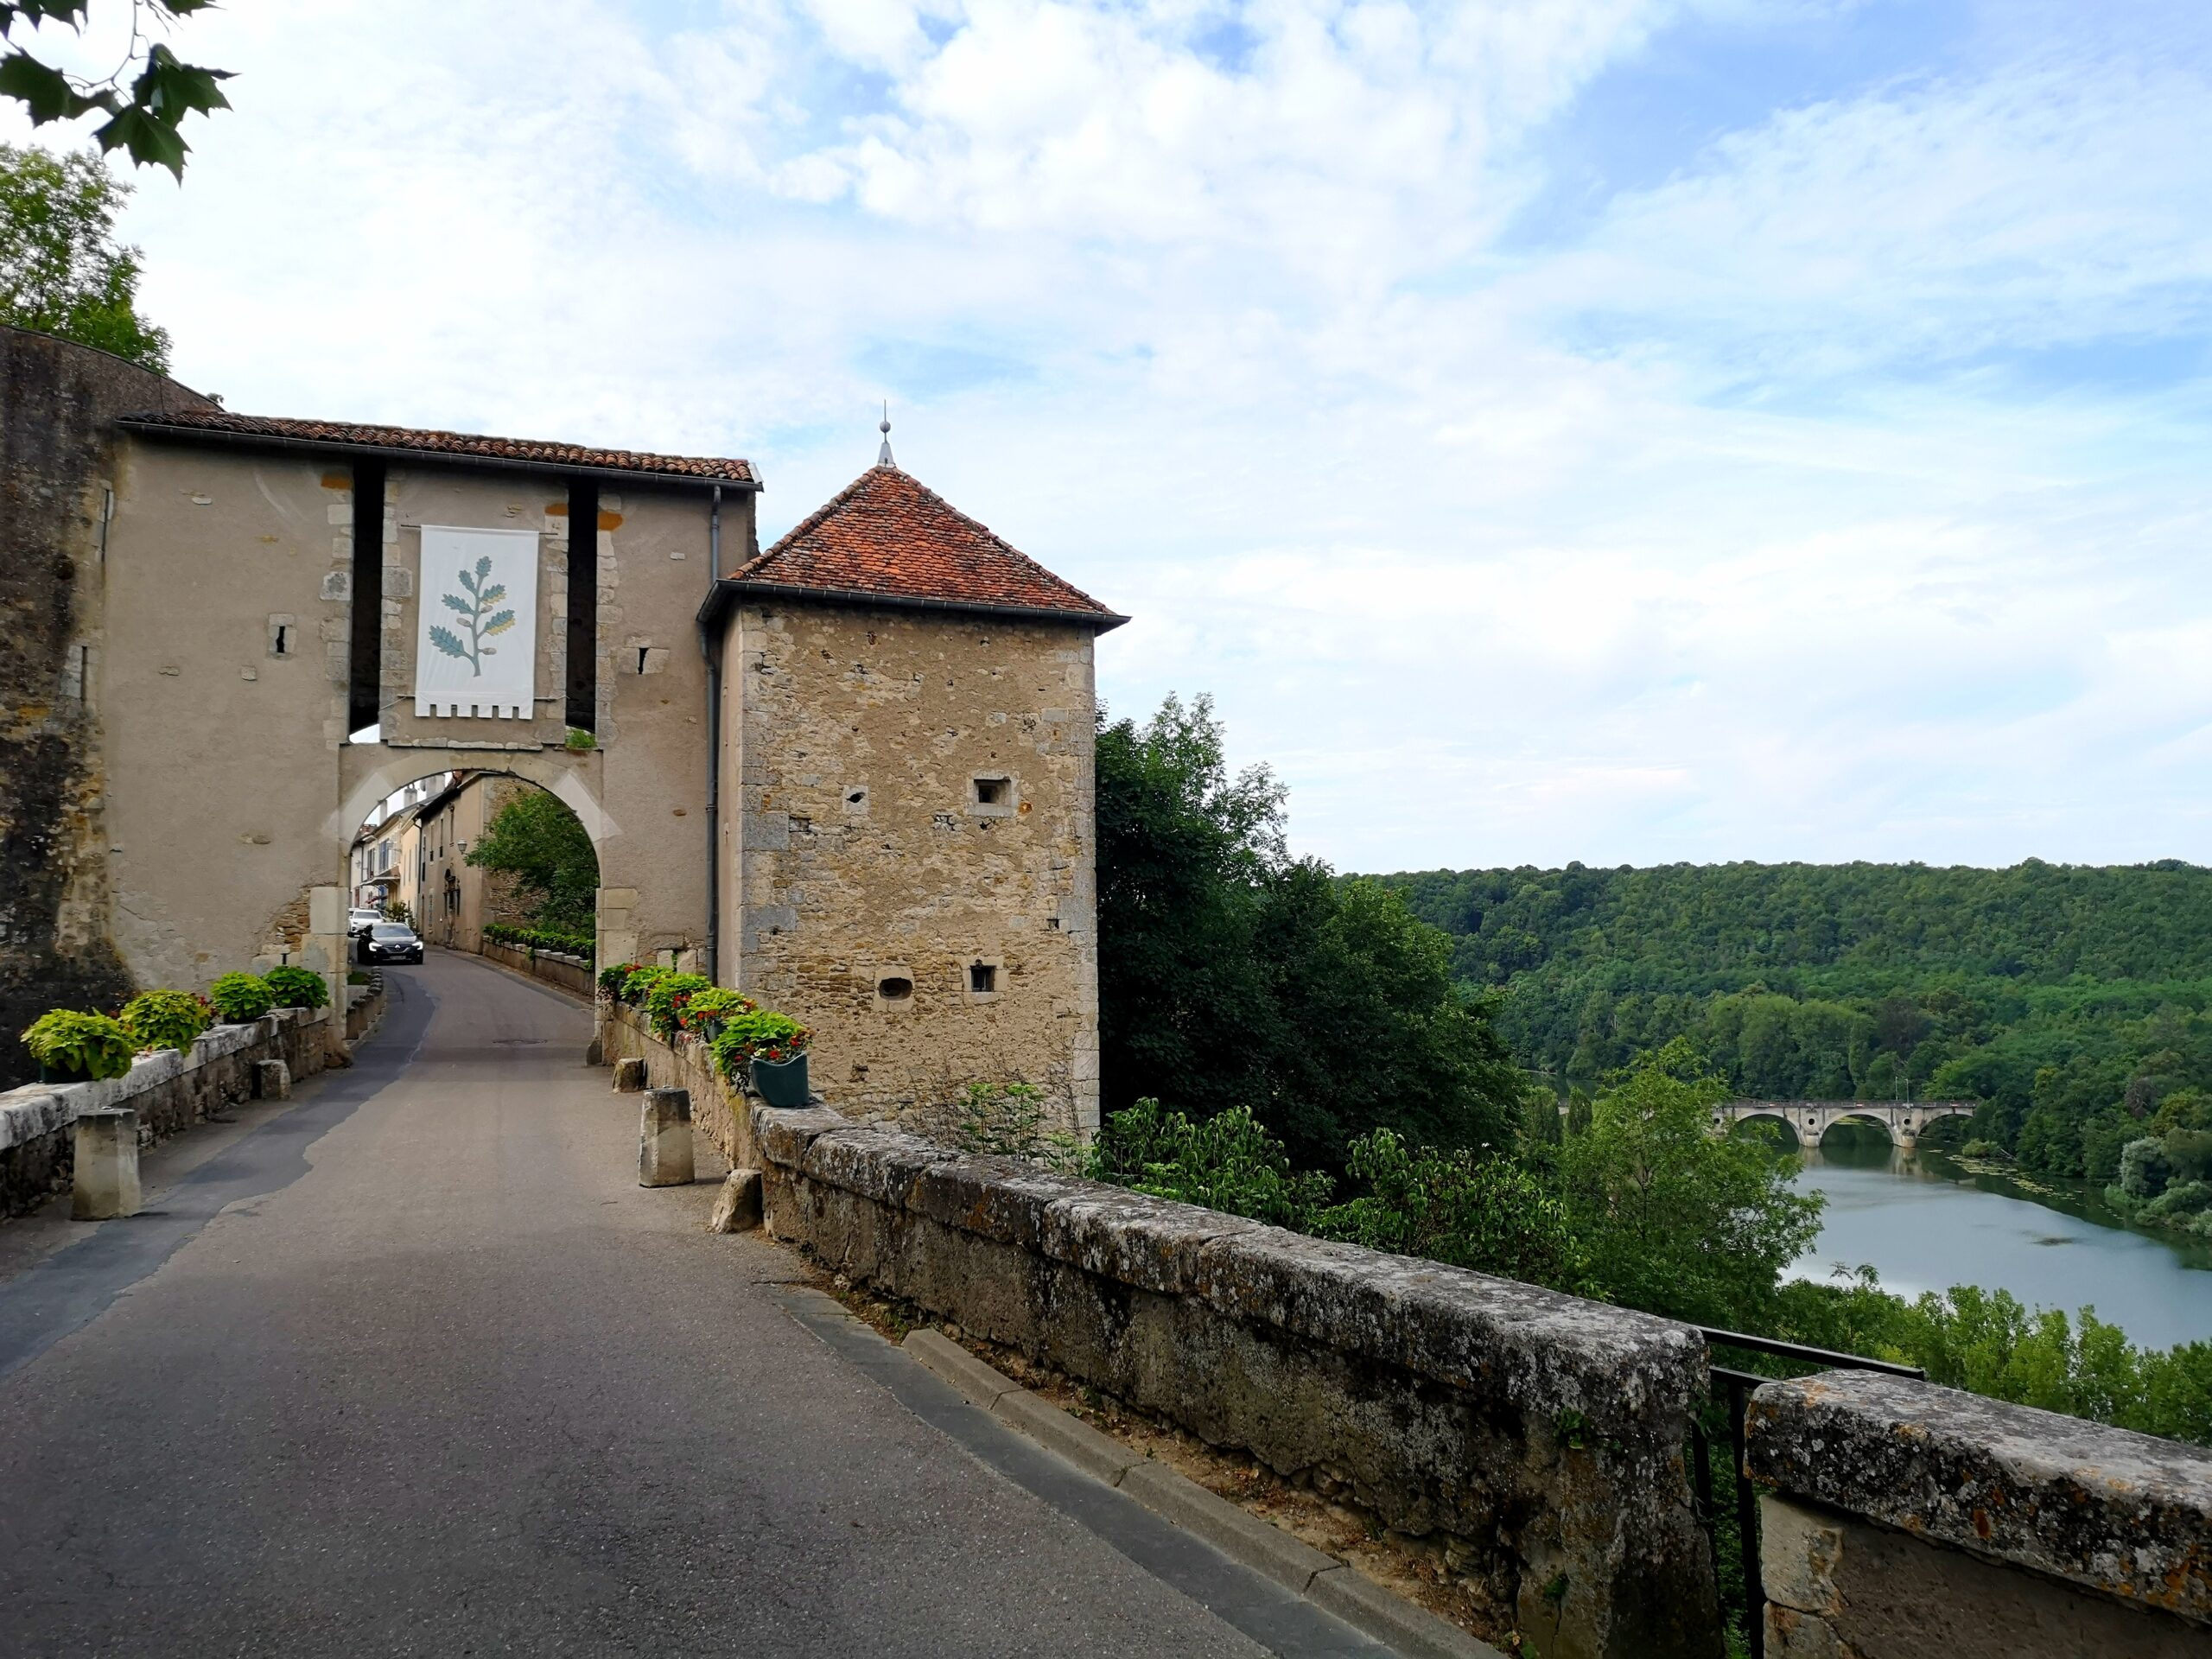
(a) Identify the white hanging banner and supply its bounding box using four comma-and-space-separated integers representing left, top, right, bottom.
412, 525, 540, 719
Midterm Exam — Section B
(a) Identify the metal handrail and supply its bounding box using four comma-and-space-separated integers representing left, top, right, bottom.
1687, 1329, 1924, 1659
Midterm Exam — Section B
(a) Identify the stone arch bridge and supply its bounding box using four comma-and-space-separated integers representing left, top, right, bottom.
1713, 1099, 1975, 1151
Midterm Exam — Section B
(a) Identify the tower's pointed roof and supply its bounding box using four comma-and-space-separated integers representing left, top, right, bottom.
703, 465, 1126, 632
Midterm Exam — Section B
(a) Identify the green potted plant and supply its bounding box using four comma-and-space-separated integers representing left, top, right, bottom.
598, 961, 640, 1002
207, 972, 276, 1025
713, 1009, 812, 1108
643, 972, 713, 1043
263, 965, 329, 1010
118, 988, 213, 1052
677, 987, 754, 1045
22, 1009, 137, 1084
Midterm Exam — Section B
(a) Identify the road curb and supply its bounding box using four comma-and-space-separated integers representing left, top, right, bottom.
898, 1328, 1503, 1659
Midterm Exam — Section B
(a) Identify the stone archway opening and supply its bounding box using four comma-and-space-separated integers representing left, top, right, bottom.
1815, 1112, 1897, 1154
340, 761, 607, 968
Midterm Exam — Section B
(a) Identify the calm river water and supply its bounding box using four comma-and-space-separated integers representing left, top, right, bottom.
1788, 1135, 2212, 1351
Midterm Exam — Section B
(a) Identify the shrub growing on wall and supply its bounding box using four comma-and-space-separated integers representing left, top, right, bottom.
207, 973, 274, 1023
21, 1009, 137, 1081
263, 966, 328, 1009
118, 988, 213, 1051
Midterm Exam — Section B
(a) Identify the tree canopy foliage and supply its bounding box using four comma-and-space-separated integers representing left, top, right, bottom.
1, 3, 230, 177
0, 142, 167, 366
1095, 695, 1522, 1171
1375, 860, 2212, 1187
465, 788, 598, 938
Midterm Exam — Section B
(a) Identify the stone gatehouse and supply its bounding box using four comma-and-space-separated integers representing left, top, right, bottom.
0, 325, 1123, 1133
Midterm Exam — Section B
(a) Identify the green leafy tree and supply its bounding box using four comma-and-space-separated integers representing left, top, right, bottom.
1096, 694, 1522, 1170
466, 788, 599, 937
1095, 693, 1286, 1127
1560, 1040, 1823, 1330
1, 3, 231, 177
1314, 1128, 1586, 1290
1090, 1098, 1333, 1230
0, 141, 167, 366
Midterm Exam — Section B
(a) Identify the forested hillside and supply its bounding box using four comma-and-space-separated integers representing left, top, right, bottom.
1373, 861, 2212, 1183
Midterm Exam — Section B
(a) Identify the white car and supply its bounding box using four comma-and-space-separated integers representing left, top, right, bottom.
348, 908, 382, 938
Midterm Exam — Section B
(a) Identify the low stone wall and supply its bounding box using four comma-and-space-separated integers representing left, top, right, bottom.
480, 939, 593, 998
600, 1003, 1719, 1659
1748, 1371, 2212, 1657
600, 1001, 748, 1166
0, 985, 385, 1219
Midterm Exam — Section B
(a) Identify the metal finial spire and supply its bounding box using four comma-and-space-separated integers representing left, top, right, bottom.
876, 401, 895, 468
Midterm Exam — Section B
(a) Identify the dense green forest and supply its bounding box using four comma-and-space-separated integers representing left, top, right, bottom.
1086, 700, 2212, 1472
1373, 861, 2212, 1193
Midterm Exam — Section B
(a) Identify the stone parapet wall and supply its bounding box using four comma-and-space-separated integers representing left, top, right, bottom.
1748, 1371, 2212, 1657
0, 990, 382, 1218
600, 1002, 1718, 1659
480, 939, 593, 998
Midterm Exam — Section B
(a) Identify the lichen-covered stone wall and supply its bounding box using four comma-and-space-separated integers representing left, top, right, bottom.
724, 601, 1101, 1135
598, 1001, 1719, 1658
1749, 1371, 2212, 1656
0, 327, 214, 1088
0, 997, 371, 1217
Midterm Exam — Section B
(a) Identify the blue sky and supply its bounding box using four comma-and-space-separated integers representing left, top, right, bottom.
10, 0, 2211, 871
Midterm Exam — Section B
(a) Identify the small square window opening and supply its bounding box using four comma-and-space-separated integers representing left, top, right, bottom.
969, 961, 997, 995
973, 777, 1009, 807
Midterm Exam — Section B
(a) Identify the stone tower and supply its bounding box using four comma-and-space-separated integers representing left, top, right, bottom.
702, 454, 1126, 1138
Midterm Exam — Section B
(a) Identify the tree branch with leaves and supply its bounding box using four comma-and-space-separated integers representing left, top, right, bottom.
1, 1, 231, 178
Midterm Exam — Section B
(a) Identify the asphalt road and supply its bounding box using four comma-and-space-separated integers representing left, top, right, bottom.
0, 952, 1314, 1658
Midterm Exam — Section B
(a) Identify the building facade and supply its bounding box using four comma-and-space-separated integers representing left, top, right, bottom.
703, 455, 1125, 1139
2, 325, 1123, 1120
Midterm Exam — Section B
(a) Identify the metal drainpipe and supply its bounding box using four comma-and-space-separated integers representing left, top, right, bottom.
703, 484, 722, 983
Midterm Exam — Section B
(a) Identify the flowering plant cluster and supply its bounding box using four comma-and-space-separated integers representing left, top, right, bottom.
643, 973, 714, 1043
676, 987, 755, 1036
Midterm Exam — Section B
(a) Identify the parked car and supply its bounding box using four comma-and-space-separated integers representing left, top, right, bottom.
348, 908, 382, 938
363, 922, 423, 964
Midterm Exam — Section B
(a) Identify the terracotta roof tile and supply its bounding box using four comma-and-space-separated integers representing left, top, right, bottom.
118, 409, 754, 485
725, 465, 1122, 626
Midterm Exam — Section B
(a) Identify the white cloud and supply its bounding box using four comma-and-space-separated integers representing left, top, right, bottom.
4, 0, 2208, 873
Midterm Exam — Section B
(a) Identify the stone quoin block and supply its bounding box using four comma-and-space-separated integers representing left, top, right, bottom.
72, 1109, 142, 1220
639, 1087, 695, 1187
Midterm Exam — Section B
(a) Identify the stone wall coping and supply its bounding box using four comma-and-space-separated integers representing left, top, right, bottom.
0, 1007, 327, 1154
756, 1104, 1709, 1426
1747, 1370, 2212, 1624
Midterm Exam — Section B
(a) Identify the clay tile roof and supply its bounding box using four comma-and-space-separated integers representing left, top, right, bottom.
719, 465, 1125, 629
116, 408, 755, 485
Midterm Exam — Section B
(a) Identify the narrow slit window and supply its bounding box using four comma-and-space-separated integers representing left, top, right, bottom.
969, 962, 996, 994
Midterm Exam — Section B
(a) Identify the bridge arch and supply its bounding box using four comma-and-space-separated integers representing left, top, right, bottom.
1712, 1099, 1977, 1152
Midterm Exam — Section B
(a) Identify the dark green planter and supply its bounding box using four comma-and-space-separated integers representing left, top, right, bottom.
702, 1017, 725, 1044
751, 1052, 810, 1109
37, 1061, 86, 1086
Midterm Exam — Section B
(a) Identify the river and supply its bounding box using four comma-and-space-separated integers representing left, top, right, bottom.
1787, 1131, 2212, 1351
